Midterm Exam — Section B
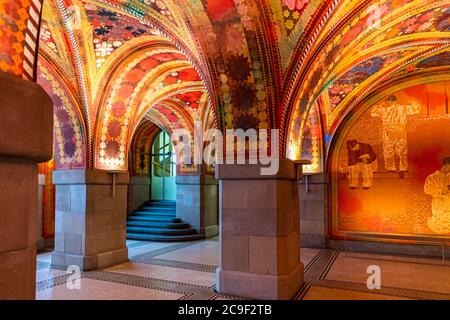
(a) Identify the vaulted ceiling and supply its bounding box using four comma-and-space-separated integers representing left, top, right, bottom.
2, 0, 449, 172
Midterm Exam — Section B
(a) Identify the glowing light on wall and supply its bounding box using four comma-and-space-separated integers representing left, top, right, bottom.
331, 81, 450, 240
287, 102, 323, 174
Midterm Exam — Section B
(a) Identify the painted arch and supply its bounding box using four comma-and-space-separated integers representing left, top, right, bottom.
284, 0, 450, 172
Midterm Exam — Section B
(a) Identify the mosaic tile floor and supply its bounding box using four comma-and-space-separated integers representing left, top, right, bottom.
36, 239, 450, 300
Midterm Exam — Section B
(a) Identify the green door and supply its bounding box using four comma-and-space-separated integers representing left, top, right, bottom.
151, 131, 176, 201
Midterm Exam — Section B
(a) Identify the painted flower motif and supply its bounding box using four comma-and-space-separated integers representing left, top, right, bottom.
105, 141, 120, 158
330, 95, 342, 107
235, 114, 259, 130
97, 9, 118, 22
224, 25, 245, 54
64, 141, 77, 158
282, 0, 309, 12
84, 3, 97, 11
108, 120, 122, 138
231, 84, 255, 111
94, 25, 112, 36
285, 19, 294, 30
227, 54, 252, 81
436, 8, 450, 31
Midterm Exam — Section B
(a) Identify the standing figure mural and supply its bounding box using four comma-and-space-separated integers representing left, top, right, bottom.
371, 95, 420, 172
346, 140, 378, 189
424, 157, 450, 234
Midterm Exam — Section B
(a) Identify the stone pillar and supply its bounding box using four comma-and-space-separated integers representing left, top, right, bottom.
128, 176, 151, 212
0, 72, 53, 299
176, 175, 218, 238
299, 173, 330, 248
51, 169, 129, 270
215, 159, 305, 300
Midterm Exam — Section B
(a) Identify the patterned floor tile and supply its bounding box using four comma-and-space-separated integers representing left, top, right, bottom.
37, 278, 185, 300
35, 240, 450, 300
105, 262, 215, 287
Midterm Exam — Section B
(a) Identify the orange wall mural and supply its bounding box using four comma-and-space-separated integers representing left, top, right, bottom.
0, 0, 42, 80
331, 81, 450, 240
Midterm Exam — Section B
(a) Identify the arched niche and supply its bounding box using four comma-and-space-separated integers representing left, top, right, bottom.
329, 80, 450, 242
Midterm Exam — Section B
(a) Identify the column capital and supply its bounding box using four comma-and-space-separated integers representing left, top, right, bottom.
0, 71, 53, 163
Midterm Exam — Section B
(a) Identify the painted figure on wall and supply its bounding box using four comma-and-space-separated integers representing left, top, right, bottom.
424, 157, 450, 234
333, 81, 450, 239
371, 95, 421, 172
346, 140, 377, 189
282, 0, 310, 11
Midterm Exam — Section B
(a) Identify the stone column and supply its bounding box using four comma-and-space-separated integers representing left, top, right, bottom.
299, 173, 330, 248
176, 174, 218, 238
215, 159, 305, 300
51, 169, 129, 270
0, 72, 53, 299
128, 176, 151, 212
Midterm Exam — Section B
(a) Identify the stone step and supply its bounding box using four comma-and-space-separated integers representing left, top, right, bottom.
138, 207, 176, 213
126, 232, 205, 242
126, 226, 197, 236
126, 220, 190, 229
128, 215, 182, 223
133, 211, 176, 217
127, 200, 199, 242
145, 200, 176, 207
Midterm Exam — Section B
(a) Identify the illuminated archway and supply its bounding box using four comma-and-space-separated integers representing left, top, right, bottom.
329, 75, 450, 242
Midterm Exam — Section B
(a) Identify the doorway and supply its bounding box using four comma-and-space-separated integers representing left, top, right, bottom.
151, 130, 176, 201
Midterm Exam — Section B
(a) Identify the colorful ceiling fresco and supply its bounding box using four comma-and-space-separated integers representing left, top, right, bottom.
2, 0, 445, 171
37, 61, 86, 169
36, 0, 212, 171
284, 0, 450, 173
0, 0, 43, 80
82, 0, 161, 69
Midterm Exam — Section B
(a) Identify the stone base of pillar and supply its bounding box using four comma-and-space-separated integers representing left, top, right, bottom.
216, 263, 304, 300
215, 159, 305, 300
203, 225, 219, 238
51, 169, 129, 271
0, 162, 39, 299
0, 246, 37, 300
0, 72, 53, 299
176, 175, 218, 238
51, 247, 128, 270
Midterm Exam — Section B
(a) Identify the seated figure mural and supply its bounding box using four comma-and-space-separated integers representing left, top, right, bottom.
333, 82, 450, 238
346, 139, 378, 190
424, 157, 450, 234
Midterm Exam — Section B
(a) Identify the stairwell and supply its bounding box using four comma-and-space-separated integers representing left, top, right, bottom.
126, 200, 205, 242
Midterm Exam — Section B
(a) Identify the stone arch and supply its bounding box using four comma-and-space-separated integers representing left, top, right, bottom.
37, 59, 87, 169
282, 0, 450, 159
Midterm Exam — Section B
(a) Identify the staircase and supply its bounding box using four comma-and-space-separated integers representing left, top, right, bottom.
126, 200, 205, 242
